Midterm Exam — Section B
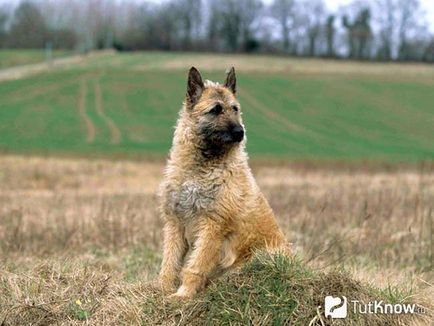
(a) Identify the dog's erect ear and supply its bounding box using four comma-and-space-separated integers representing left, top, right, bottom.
224, 67, 236, 94
187, 67, 204, 106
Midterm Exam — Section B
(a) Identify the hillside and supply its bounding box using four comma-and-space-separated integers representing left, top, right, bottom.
0, 51, 433, 161
0, 49, 72, 69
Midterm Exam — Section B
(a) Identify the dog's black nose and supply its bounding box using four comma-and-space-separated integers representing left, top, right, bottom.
231, 125, 244, 142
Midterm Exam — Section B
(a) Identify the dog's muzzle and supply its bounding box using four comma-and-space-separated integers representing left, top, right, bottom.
230, 125, 244, 142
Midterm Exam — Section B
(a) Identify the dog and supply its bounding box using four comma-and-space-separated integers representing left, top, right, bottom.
158, 67, 288, 299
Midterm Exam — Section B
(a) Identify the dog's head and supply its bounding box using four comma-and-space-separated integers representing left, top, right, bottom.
184, 67, 244, 158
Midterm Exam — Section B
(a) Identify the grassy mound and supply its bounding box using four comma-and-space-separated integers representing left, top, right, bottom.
144, 253, 430, 325
1, 253, 430, 325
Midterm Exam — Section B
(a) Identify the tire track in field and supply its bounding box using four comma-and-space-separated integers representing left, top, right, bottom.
2, 77, 82, 106
78, 79, 96, 143
240, 87, 343, 148
93, 79, 122, 145
239, 86, 303, 132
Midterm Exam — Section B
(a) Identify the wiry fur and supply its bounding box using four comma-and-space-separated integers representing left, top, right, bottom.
158, 67, 289, 299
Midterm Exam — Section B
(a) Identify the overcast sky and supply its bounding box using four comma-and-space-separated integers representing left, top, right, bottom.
1, 0, 434, 32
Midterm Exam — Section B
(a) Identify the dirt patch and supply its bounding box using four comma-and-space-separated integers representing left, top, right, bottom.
0, 51, 115, 83
0, 55, 84, 82
78, 79, 96, 143
94, 79, 122, 145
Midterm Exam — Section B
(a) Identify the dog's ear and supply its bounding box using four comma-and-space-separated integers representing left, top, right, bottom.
187, 67, 204, 106
224, 67, 236, 95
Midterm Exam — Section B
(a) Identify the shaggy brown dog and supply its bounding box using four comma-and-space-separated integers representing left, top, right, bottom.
158, 67, 288, 299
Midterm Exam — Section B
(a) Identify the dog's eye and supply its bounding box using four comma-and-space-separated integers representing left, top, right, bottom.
210, 104, 223, 115
232, 106, 239, 112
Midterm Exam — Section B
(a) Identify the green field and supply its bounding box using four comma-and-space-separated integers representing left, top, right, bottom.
0, 49, 72, 69
1, 51, 433, 161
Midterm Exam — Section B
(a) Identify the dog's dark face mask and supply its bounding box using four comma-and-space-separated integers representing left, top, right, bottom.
197, 112, 244, 158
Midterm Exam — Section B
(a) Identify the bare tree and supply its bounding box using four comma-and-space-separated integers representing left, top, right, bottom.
423, 37, 434, 62
301, 0, 326, 56
221, 0, 241, 52
397, 0, 425, 60
342, 5, 373, 59
7, 1, 48, 48
207, 0, 221, 50
238, 0, 263, 52
0, 5, 10, 48
155, 2, 182, 50
270, 0, 294, 53
178, 0, 202, 50
375, 0, 396, 60
325, 15, 336, 57
208, 0, 242, 52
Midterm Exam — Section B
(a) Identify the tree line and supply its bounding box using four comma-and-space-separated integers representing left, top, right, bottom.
0, 0, 433, 62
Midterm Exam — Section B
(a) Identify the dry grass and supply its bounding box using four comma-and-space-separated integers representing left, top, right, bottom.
0, 155, 433, 325
0, 51, 114, 82
134, 52, 434, 80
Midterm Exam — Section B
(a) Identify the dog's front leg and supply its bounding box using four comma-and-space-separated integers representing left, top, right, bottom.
158, 218, 187, 293
171, 219, 224, 299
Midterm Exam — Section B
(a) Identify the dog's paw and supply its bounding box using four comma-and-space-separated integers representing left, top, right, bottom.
149, 279, 174, 294
160, 284, 177, 295
167, 292, 190, 301
157, 275, 178, 294
167, 286, 194, 301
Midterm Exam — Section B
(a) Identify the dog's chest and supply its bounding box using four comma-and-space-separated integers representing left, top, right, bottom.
166, 170, 225, 220
170, 180, 219, 219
